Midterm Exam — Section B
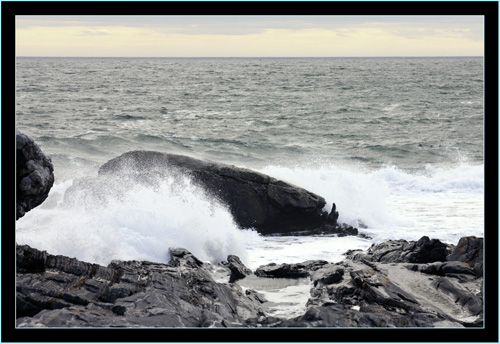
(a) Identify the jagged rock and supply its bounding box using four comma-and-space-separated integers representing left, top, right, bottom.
254, 260, 329, 278
95, 150, 330, 235
222, 255, 252, 283
168, 247, 204, 269
16, 130, 54, 219
349, 236, 451, 264
447, 236, 483, 277
420, 261, 476, 277
310, 265, 344, 286
16, 245, 265, 327
298, 236, 483, 327
17, 236, 483, 328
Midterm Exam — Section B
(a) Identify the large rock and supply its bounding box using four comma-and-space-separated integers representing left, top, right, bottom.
96, 150, 331, 235
16, 130, 54, 219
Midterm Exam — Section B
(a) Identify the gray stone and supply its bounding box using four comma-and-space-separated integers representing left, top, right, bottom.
16, 245, 264, 327
16, 130, 54, 219
17, 234, 483, 328
254, 260, 329, 279
222, 255, 252, 283
279, 303, 461, 328
447, 236, 483, 277
349, 236, 451, 264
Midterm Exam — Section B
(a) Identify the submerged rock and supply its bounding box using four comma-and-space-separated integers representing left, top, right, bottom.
96, 150, 331, 235
16, 130, 54, 219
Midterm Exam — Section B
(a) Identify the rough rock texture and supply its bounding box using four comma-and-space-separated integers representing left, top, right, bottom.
79, 150, 336, 235
16, 236, 483, 328
16, 245, 265, 327
254, 260, 330, 279
16, 130, 54, 220
447, 236, 483, 277
278, 236, 483, 328
348, 236, 451, 264
221, 255, 253, 283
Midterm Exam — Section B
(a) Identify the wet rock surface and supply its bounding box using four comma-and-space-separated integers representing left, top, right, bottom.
95, 151, 330, 235
254, 260, 329, 279
16, 236, 483, 328
16, 130, 54, 220
287, 236, 484, 328
16, 245, 265, 327
348, 235, 451, 263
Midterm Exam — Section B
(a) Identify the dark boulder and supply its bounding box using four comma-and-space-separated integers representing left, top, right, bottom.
96, 150, 330, 235
310, 265, 344, 286
420, 261, 476, 277
254, 260, 329, 279
16, 130, 54, 219
222, 255, 252, 283
447, 236, 483, 277
349, 236, 451, 264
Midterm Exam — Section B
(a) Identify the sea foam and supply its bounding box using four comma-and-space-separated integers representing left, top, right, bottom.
16, 159, 484, 268
16, 172, 261, 266
258, 161, 484, 243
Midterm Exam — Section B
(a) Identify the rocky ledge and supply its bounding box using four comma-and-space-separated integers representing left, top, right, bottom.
16, 236, 483, 328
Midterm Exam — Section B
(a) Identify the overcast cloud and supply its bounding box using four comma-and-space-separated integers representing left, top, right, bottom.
16, 15, 484, 57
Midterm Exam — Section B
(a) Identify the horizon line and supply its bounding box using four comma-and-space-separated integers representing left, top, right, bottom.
16, 55, 484, 58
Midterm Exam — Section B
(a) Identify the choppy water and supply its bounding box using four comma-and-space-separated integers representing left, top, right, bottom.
16, 57, 484, 285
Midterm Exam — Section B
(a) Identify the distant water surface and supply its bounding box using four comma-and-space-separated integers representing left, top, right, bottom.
16, 57, 484, 274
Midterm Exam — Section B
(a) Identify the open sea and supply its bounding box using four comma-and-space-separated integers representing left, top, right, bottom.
15, 57, 484, 317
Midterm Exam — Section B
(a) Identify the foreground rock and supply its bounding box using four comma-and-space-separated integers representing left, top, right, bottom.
17, 236, 483, 328
70, 150, 344, 235
16, 130, 54, 220
16, 245, 265, 327
274, 236, 483, 327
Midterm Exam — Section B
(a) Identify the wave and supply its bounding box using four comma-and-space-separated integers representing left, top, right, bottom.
114, 114, 148, 120
15, 153, 484, 267
258, 161, 484, 239
16, 171, 261, 266
371, 164, 484, 194
70, 130, 99, 138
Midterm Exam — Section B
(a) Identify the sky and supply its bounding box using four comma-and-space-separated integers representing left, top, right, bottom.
16, 16, 484, 57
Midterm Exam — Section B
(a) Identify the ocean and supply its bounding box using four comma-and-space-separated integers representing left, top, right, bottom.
15, 57, 484, 317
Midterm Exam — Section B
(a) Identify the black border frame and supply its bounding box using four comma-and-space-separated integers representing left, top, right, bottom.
3, 1, 498, 343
